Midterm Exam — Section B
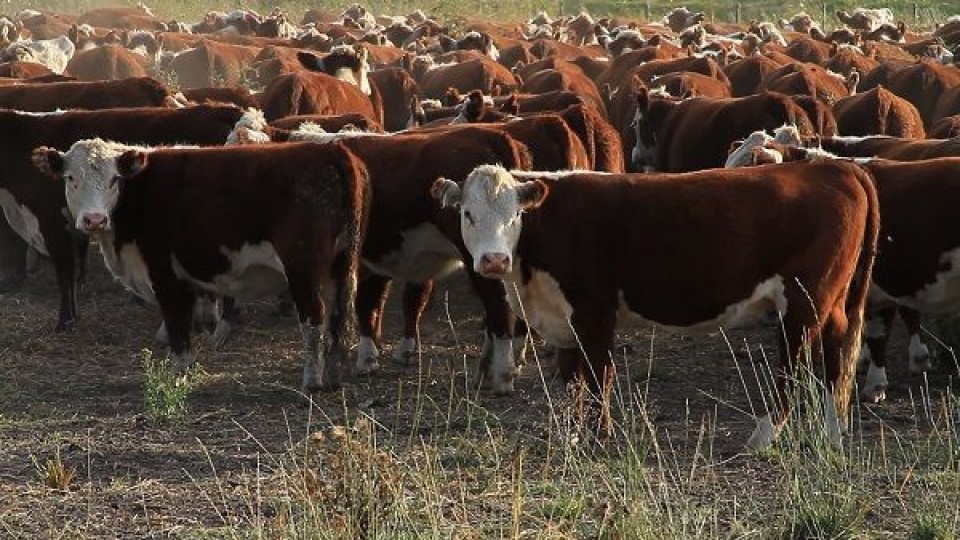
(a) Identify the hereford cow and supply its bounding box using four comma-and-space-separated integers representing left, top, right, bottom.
259, 46, 380, 122
431, 160, 879, 449
238, 123, 533, 392
631, 88, 814, 172
0, 105, 245, 331
832, 86, 926, 138
0, 77, 173, 111
33, 139, 369, 393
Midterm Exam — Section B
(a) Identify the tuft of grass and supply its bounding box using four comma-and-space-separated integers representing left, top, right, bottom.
911, 514, 957, 540
32, 447, 76, 491
142, 348, 195, 424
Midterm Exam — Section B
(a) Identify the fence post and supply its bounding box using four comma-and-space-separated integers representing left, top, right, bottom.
913, 2, 919, 22
645, 0, 651, 22
558, 0, 563, 17
736, 3, 741, 24
822, 3, 828, 29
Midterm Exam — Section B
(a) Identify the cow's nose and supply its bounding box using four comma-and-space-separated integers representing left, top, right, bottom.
82, 213, 109, 232
480, 253, 510, 275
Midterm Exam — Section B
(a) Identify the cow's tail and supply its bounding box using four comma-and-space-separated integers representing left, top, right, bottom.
875, 87, 892, 136
834, 163, 880, 422
329, 142, 371, 349
287, 75, 305, 118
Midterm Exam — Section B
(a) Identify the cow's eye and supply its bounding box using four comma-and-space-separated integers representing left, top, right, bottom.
463, 210, 476, 226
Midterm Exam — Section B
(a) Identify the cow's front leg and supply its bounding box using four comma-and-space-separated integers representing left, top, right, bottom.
155, 283, 197, 373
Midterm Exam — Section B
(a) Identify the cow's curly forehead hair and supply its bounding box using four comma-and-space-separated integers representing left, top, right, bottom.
67, 138, 130, 168
466, 164, 516, 198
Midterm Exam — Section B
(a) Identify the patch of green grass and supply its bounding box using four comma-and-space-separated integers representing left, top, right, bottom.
911, 514, 957, 540
142, 348, 195, 425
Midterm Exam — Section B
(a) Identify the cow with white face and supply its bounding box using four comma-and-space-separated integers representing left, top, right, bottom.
33, 138, 370, 394
51, 139, 133, 234
432, 162, 880, 450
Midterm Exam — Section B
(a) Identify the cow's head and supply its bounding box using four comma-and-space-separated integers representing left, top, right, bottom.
430, 165, 548, 277
630, 82, 677, 172
298, 44, 371, 95
31, 139, 147, 233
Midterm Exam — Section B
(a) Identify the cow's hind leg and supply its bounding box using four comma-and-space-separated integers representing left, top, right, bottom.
861, 305, 896, 403
288, 271, 335, 394
900, 307, 932, 373
570, 309, 617, 440
355, 273, 390, 374
393, 280, 434, 365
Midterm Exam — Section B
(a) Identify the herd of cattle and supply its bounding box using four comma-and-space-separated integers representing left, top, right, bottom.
1, 3, 960, 449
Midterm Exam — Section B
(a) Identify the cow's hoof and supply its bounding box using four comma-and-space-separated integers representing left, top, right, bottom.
54, 320, 76, 333
909, 355, 932, 374
860, 384, 887, 404
355, 358, 381, 375
211, 321, 231, 351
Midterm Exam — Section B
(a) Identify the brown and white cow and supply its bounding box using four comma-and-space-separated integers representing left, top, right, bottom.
33, 139, 369, 393
432, 160, 879, 448
0, 105, 245, 330
237, 122, 534, 392
259, 46, 380, 122
631, 88, 814, 172
816, 135, 960, 160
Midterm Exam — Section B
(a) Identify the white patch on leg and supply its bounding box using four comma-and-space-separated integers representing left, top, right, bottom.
355, 336, 380, 374
485, 337, 518, 394
155, 322, 169, 346
860, 361, 887, 403
823, 387, 843, 448
908, 334, 931, 373
300, 324, 325, 392
211, 319, 231, 351
745, 415, 779, 450
170, 350, 194, 373
391, 337, 419, 364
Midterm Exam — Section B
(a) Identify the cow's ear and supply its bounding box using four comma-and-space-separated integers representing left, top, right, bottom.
31, 147, 64, 178
516, 179, 549, 210
117, 150, 148, 178
430, 177, 461, 208
297, 51, 324, 71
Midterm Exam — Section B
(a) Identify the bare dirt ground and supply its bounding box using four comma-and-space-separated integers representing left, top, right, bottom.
0, 250, 957, 538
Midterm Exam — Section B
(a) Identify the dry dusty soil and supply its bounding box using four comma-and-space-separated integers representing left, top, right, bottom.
0, 248, 957, 538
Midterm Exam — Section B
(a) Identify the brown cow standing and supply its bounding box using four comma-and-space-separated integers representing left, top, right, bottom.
432, 160, 879, 449
833, 86, 926, 138
0, 106, 245, 330
33, 140, 370, 394
259, 46, 380, 122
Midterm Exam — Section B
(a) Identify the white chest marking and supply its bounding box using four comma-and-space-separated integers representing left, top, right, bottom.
504, 269, 577, 347
98, 236, 155, 303
0, 188, 49, 256
362, 222, 463, 282
172, 242, 288, 301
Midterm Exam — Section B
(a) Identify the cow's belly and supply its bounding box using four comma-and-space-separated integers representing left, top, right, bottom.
363, 222, 463, 282
621, 275, 788, 333
99, 238, 155, 303
172, 242, 288, 301
874, 246, 960, 313
507, 269, 787, 348
0, 188, 49, 256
